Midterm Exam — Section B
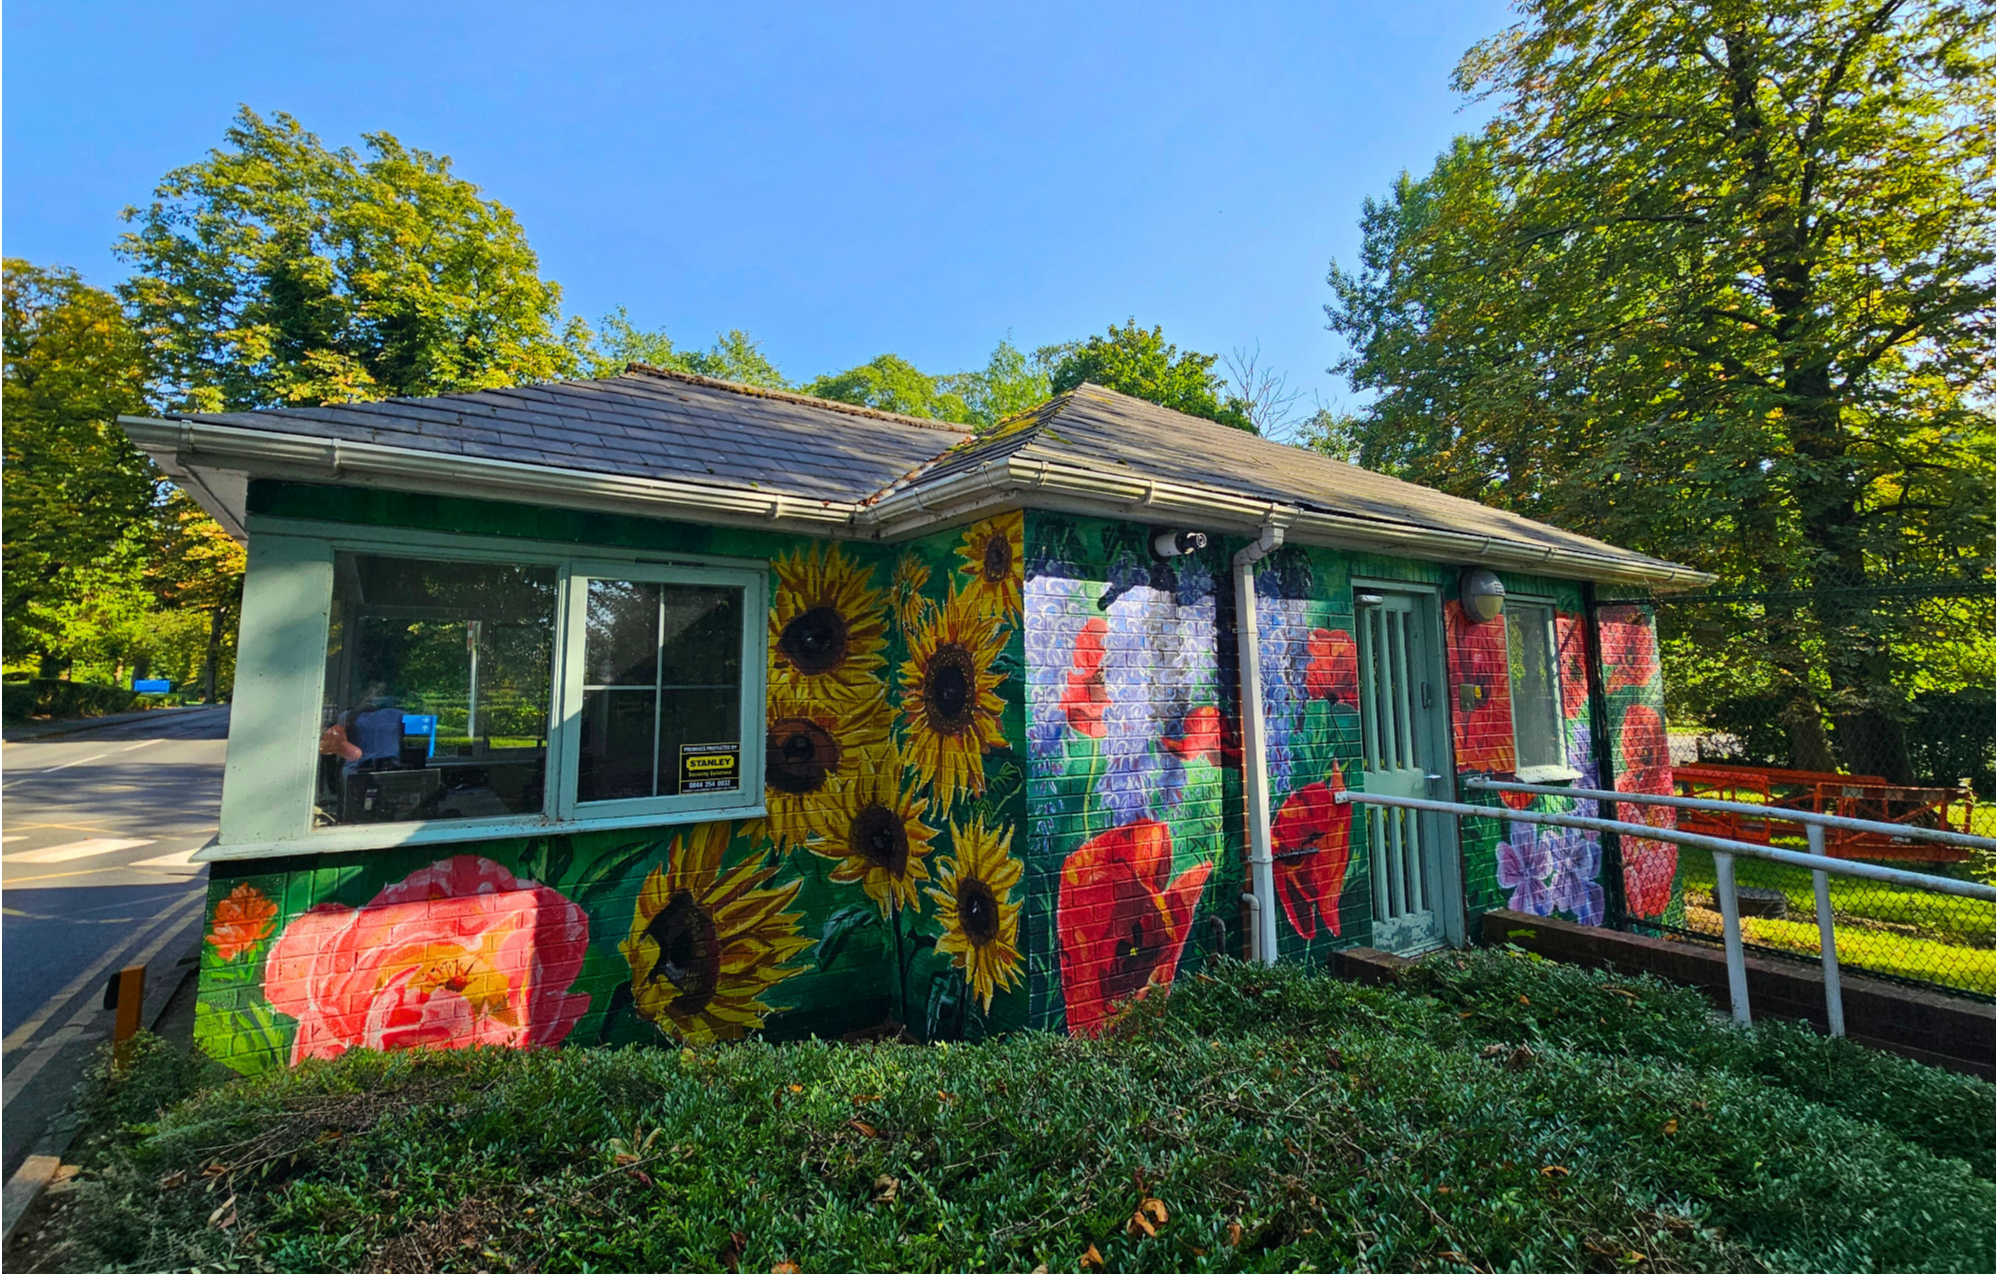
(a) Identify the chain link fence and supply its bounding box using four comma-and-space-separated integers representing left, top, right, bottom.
1612, 580, 1996, 1001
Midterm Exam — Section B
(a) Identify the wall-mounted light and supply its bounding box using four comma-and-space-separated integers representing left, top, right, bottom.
1460, 568, 1506, 622
1354, 591, 1385, 606
1151, 529, 1209, 558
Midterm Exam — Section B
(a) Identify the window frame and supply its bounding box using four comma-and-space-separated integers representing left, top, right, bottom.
205, 519, 768, 862
1503, 595, 1579, 783
554, 559, 766, 824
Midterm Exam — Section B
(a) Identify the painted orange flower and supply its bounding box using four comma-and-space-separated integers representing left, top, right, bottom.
206, 883, 278, 961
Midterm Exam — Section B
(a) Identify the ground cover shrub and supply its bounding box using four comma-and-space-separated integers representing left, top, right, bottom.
41, 956, 1996, 1274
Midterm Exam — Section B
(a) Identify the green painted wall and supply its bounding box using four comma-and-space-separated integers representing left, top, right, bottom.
198, 483, 1027, 1074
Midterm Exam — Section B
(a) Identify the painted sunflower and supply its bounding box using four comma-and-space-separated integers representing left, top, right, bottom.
754, 682, 892, 852
890, 553, 932, 635
899, 585, 1009, 809
769, 544, 888, 699
954, 513, 1023, 622
928, 817, 1023, 1011
620, 823, 811, 1044
807, 760, 938, 917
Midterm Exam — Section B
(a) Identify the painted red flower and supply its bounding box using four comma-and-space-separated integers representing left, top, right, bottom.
1615, 703, 1677, 918
1304, 628, 1358, 704
1060, 617, 1111, 738
1161, 705, 1224, 765
1057, 820, 1213, 1036
1599, 606, 1660, 695
206, 883, 277, 962
264, 856, 590, 1065
1446, 600, 1515, 772
1271, 770, 1353, 940
1556, 614, 1590, 723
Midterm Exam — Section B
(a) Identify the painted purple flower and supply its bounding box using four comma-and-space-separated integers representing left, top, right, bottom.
1025, 577, 1096, 766
1254, 571, 1313, 799
1497, 824, 1557, 916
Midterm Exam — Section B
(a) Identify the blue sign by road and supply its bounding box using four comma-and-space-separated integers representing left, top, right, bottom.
133, 679, 173, 693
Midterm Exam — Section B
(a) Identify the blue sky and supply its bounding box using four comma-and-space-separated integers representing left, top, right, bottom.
4, 1, 1509, 415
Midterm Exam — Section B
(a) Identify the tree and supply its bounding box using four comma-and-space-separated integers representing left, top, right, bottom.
1049, 319, 1256, 431
587, 308, 791, 389
804, 354, 976, 423
118, 107, 583, 411
1221, 342, 1305, 438
149, 489, 247, 701
2, 260, 158, 668
1327, 0, 1996, 775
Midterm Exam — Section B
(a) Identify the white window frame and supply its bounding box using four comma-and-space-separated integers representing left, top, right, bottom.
1504, 595, 1581, 784
203, 519, 767, 862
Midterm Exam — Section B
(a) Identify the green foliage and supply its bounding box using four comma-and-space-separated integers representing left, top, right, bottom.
804, 353, 976, 423
2, 260, 158, 661
118, 107, 582, 411
1050, 318, 1256, 432
587, 308, 791, 389
1325, 0, 1996, 774
52, 954, 1996, 1273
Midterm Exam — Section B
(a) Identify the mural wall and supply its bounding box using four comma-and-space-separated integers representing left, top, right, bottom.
1023, 521, 1372, 1034
196, 485, 1028, 1075
1599, 603, 1681, 922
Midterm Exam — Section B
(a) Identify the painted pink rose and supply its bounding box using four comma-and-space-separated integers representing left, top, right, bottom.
264, 855, 589, 1064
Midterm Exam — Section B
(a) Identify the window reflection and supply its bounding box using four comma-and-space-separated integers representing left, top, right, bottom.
317, 554, 555, 826
577, 580, 742, 803
1507, 601, 1563, 771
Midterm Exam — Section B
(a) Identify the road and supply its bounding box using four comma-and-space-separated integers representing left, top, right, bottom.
0, 707, 228, 1181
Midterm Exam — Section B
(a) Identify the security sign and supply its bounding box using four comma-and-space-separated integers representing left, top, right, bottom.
678, 742, 741, 793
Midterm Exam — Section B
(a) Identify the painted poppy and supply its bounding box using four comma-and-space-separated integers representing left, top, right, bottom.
1599, 607, 1660, 695
1445, 600, 1516, 772
1059, 617, 1111, 738
1161, 705, 1223, 766
1303, 628, 1358, 704
1270, 771, 1353, 940
206, 883, 277, 962
1556, 615, 1591, 723
1057, 820, 1213, 1035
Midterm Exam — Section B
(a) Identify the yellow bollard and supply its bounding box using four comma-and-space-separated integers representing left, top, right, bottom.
102, 964, 146, 1068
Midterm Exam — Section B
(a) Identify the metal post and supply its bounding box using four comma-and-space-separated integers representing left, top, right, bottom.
1808, 823, 1845, 1037
1711, 852, 1751, 1025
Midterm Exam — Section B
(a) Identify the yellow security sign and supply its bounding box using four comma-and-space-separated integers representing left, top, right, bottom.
678, 742, 741, 793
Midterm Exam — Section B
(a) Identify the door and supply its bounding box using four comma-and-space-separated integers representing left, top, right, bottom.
1354, 588, 1452, 953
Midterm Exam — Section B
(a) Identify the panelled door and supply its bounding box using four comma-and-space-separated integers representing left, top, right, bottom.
1354, 589, 1451, 954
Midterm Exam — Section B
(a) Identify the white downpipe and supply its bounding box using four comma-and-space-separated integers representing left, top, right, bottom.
1234, 520, 1285, 965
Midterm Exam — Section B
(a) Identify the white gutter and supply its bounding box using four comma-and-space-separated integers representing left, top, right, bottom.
1232, 519, 1287, 965
122, 416, 1713, 589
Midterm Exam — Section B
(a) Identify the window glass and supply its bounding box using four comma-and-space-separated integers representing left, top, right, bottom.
578, 580, 742, 803
317, 555, 555, 826
1506, 601, 1563, 771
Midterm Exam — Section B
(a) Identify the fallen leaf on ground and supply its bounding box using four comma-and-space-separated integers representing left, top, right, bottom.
872, 1175, 899, 1203
1081, 1243, 1105, 1268
849, 1120, 879, 1138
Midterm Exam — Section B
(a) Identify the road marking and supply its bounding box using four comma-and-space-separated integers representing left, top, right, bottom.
1, 895, 206, 1106
4, 838, 155, 864
29, 753, 109, 774
133, 847, 201, 869
119, 739, 164, 752
0, 889, 206, 1058
0, 836, 21, 844
1, 907, 145, 925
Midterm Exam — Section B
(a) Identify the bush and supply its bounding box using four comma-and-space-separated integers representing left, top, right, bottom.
1, 678, 140, 723
49, 954, 1996, 1274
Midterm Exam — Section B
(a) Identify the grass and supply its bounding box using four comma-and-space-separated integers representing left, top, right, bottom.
1676, 846, 1996, 997
25, 953, 1996, 1274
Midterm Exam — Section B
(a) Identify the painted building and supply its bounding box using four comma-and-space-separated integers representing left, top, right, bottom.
122, 369, 1706, 1073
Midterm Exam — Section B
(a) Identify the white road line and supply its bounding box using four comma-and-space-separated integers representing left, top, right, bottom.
119, 739, 164, 752
4, 838, 155, 864
30, 752, 109, 774
0, 890, 206, 1056
0, 836, 22, 844
1, 896, 205, 1108
132, 847, 201, 869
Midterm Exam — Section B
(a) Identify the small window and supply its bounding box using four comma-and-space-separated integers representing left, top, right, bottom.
1506, 600, 1564, 773
317, 554, 556, 826
574, 578, 743, 806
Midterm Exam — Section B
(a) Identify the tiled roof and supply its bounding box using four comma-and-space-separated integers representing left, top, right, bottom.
169, 366, 971, 504
911, 385, 1682, 572
138, 367, 1695, 580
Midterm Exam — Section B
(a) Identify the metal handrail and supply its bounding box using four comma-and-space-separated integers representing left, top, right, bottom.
1463, 776, 1994, 851
1333, 787, 1996, 1037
